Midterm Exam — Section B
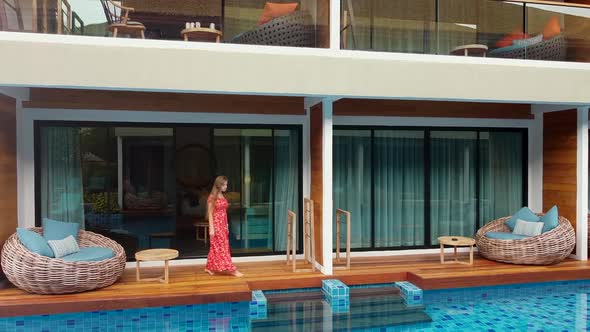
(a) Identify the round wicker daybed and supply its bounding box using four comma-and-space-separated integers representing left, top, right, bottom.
475, 215, 575, 265
1, 228, 126, 294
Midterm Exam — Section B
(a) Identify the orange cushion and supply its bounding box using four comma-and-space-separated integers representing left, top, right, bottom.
257, 2, 298, 26
543, 16, 561, 40
495, 31, 529, 48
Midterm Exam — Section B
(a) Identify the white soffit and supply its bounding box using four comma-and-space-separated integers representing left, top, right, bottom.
2, 32, 590, 104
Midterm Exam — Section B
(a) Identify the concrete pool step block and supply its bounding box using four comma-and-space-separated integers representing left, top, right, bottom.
322, 279, 350, 313
249, 290, 267, 320
395, 281, 424, 307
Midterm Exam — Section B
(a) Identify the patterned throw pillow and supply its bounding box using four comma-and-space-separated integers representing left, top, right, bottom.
513, 34, 543, 47
513, 219, 544, 237
47, 235, 80, 258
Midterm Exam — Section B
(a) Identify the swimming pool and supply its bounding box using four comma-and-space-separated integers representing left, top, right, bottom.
1, 279, 588, 331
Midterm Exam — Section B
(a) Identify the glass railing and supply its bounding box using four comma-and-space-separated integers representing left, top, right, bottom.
341, 0, 590, 62
0, 0, 329, 48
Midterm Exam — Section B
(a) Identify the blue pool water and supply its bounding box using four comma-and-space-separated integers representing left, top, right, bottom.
2, 279, 590, 331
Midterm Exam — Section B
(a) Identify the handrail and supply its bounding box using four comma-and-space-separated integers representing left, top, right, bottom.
335, 208, 351, 270
286, 210, 297, 272
493, 0, 590, 9
303, 198, 316, 272
286, 199, 316, 273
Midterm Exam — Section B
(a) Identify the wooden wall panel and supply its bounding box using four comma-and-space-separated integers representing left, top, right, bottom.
543, 110, 577, 231
0, 94, 17, 280
333, 99, 533, 119
310, 104, 323, 265
24, 88, 306, 115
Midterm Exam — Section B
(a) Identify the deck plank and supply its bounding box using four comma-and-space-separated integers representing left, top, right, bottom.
1, 254, 589, 317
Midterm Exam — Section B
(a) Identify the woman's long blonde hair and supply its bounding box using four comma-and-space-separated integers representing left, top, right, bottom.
207, 176, 228, 220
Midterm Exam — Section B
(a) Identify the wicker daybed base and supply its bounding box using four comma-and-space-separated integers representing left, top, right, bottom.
475, 215, 575, 265
1, 228, 126, 294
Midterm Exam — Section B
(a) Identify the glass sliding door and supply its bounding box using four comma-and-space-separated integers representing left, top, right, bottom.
374, 130, 425, 247
40, 127, 85, 228
38, 122, 302, 260
430, 131, 477, 244
479, 131, 524, 227
274, 129, 300, 252
333, 130, 372, 248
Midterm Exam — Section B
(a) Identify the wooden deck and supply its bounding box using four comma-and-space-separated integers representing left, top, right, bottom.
1, 254, 590, 317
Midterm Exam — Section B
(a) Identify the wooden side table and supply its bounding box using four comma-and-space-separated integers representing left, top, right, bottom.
438, 236, 476, 265
135, 248, 179, 284
450, 44, 488, 57
180, 27, 223, 42
193, 221, 210, 244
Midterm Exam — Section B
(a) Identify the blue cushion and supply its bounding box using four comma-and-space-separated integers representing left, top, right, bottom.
485, 232, 530, 240
506, 207, 540, 231
61, 247, 115, 262
16, 228, 54, 257
43, 218, 79, 241
540, 205, 559, 233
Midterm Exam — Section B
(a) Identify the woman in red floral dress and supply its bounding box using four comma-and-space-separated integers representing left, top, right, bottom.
205, 176, 243, 277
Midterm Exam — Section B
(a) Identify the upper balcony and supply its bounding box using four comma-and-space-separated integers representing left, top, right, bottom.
1, 0, 590, 62
0, 0, 330, 47
341, 0, 590, 62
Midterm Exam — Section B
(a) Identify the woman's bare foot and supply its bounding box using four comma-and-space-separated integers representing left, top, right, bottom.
205, 269, 214, 276
230, 270, 244, 277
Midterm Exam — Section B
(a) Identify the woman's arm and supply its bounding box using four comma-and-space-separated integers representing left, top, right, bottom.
208, 200, 215, 236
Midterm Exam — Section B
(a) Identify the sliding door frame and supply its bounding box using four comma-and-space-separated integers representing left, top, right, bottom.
333, 125, 528, 252
34, 120, 304, 258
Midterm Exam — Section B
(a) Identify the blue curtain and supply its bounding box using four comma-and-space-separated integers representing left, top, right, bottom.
430, 131, 477, 244
41, 127, 85, 229
333, 130, 372, 248
374, 130, 425, 247
274, 129, 299, 251
479, 132, 524, 226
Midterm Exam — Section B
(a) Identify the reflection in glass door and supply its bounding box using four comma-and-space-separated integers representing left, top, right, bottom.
430, 131, 477, 244
214, 129, 273, 254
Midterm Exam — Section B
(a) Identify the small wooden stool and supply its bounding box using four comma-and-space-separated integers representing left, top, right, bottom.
438, 236, 476, 265
180, 27, 223, 42
135, 248, 179, 284
193, 221, 210, 244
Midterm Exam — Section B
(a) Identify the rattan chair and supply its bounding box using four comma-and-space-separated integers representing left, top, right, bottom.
488, 35, 567, 61
475, 215, 575, 265
231, 11, 315, 47
1, 228, 126, 294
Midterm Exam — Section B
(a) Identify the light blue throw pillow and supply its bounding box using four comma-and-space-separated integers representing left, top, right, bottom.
47, 235, 80, 258
16, 228, 54, 257
43, 218, 79, 241
540, 205, 559, 233
506, 207, 540, 231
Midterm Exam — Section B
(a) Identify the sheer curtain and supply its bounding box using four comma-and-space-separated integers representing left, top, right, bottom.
274, 129, 299, 251
333, 130, 372, 248
40, 127, 85, 228
479, 131, 523, 226
430, 131, 477, 244
374, 130, 425, 247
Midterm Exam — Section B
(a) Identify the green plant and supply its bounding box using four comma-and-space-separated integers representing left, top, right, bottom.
85, 192, 120, 214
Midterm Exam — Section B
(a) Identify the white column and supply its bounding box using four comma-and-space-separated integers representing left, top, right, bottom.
576, 107, 589, 260
321, 98, 334, 274
329, 0, 341, 50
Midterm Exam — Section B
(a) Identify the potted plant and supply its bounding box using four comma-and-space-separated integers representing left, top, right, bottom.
85, 192, 122, 230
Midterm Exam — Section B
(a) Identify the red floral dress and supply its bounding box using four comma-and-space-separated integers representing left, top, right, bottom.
206, 195, 237, 272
